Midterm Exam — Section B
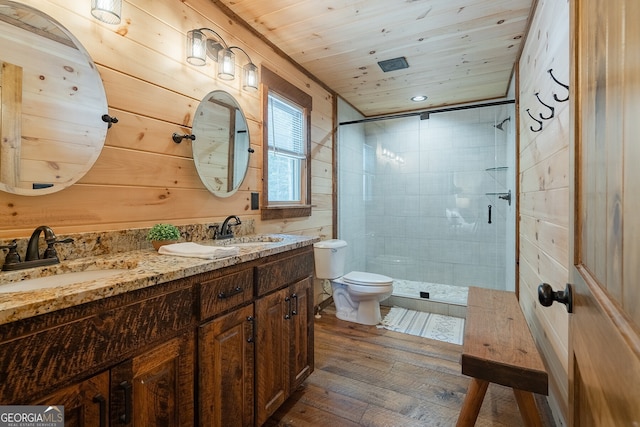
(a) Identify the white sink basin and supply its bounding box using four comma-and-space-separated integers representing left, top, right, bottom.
0, 269, 130, 293
215, 235, 284, 247
228, 242, 270, 248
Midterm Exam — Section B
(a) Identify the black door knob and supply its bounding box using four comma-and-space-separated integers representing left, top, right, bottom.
538, 282, 573, 313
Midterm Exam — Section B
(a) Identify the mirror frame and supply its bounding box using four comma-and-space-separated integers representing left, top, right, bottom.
191, 90, 251, 198
0, 0, 109, 196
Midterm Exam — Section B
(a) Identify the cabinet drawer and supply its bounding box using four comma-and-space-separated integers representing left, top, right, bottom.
255, 247, 314, 296
199, 268, 253, 319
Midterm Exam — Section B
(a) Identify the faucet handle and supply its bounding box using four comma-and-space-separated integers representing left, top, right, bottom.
209, 225, 220, 240
0, 240, 17, 250
0, 240, 21, 264
43, 237, 74, 259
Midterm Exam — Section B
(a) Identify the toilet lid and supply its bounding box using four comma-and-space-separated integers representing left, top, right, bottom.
342, 271, 393, 286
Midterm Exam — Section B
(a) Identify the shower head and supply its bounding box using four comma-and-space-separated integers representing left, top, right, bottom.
495, 117, 511, 131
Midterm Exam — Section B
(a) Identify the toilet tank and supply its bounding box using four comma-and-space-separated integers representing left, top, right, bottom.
313, 239, 347, 279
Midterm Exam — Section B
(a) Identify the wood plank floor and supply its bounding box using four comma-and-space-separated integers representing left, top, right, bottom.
265, 305, 555, 427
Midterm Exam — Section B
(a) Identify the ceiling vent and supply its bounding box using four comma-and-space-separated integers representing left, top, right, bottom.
377, 56, 409, 73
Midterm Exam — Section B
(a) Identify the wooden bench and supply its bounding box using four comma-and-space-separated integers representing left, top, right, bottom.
457, 287, 548, 427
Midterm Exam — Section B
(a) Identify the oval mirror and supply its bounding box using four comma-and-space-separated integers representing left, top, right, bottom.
192, 90, 251, 197
0, 1, 108, 196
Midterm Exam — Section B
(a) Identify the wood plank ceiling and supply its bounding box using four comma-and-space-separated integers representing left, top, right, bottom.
213, 0, 534, 117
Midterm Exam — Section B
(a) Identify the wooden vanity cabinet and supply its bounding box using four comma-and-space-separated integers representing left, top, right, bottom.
32, 371, 110, 427
199, 304, 255, 427
32, 334, 194, 427
0, 243, 315, 427
110, 334, 194, 427
197, 246, 315, 427
288, 276, 314, 390
254, 248, 314, 426
0, 278, 196, 427
197, 265, 255, 427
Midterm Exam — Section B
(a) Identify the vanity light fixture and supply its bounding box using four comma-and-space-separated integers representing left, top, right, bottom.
91, 0, 122, 25
186, 28, 259, 92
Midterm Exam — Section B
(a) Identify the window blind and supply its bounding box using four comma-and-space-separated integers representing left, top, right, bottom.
268, 94, 306, 159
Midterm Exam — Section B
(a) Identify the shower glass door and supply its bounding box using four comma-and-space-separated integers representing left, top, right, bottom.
337, 101, 516, 301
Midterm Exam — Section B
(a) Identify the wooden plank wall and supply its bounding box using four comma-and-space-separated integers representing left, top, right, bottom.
517, 0, 570, 426
0, 0, 334, 244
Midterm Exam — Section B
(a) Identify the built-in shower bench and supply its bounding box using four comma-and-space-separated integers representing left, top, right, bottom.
456, 287, 548, 427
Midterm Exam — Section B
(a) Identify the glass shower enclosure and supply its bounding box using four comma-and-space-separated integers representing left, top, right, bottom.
337, 99, 516, 304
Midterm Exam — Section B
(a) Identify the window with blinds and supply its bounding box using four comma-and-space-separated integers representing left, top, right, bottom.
267, 92, 306, 203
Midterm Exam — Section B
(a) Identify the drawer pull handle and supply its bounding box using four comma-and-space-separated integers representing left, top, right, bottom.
119, 380, 132, 424
92, 394, 107, 427
218, 286, 243, 299
284, 296, 291, 319
247, 316, 255, 343
291, 293, 298, 315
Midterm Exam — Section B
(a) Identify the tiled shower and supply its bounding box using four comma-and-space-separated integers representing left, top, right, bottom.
337, 98, 516, 304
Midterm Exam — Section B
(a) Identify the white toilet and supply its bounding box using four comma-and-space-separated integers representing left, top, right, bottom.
313, 239, 393, 325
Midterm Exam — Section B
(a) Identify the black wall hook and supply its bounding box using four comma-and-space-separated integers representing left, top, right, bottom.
526, 109, 543, 132
547, 68, 569, 102
172, 133, 196, 144
535, 92, 555, 120
101, 114, 119, 129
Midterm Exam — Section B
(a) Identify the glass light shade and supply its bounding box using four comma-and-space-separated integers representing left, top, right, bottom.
186, 30, 207, 66
242, 62, 259, 92
218, 49, 235, 80
91, 0, 121, 25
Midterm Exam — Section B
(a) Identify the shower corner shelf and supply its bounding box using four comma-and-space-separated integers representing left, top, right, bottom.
485, 166, 508, 171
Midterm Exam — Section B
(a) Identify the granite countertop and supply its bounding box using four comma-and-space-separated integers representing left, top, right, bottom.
0, 234, 319, 325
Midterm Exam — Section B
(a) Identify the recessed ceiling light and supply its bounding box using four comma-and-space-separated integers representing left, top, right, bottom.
411, 95, 428, 102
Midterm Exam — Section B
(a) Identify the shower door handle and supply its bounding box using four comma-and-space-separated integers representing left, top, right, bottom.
488, 205, 492, 224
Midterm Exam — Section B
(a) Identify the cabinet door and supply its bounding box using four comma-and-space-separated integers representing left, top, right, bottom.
254, 287, 290, 426
33, 371, 109, 427
111, 334, 194, 427
199, 304, 254, 427
289, 276, 314, 390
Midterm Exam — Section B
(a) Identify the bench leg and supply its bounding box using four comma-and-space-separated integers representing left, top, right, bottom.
456, 378, 489, 427
513, 388, 543, 427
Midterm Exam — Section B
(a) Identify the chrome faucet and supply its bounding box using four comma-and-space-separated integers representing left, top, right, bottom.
1, 226, 73, 271
214, 216, 242, 240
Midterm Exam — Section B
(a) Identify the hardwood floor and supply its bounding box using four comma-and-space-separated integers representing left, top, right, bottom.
265, 305, 555, 427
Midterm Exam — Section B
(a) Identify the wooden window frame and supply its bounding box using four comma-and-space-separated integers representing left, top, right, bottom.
261, 67, 312, 220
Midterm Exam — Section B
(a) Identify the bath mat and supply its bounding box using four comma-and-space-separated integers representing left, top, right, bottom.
379, 307, 465, 345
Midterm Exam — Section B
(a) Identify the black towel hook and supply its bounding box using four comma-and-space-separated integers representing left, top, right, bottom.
526, 109, 543, 132
547, 68, 569, 102
535, 92, 555, 120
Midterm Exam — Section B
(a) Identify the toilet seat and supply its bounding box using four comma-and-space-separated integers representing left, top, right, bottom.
342, 271, 393, 286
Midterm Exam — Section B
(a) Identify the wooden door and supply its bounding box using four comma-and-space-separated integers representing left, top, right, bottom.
289, 277, 314, 390
33, 371, 109, 427
570, 0, 640, 424
111, 335, 194, 427
199, 304, 255, 427
255, 287, 290, 426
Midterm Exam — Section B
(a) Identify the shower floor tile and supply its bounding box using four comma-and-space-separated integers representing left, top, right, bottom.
391, 279, 468, 305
